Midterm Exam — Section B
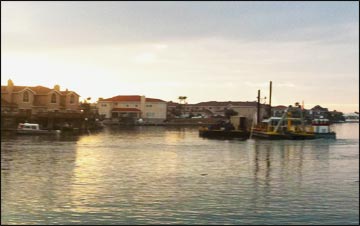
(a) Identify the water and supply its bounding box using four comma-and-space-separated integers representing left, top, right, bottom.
1, 123, 359, 225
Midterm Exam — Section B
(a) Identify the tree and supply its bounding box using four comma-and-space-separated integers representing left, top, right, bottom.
178, 96, 187, 104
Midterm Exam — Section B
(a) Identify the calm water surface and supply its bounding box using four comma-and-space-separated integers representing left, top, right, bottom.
1, 123, 359, 225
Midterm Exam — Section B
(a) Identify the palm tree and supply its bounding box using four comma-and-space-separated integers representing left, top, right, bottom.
178, 96, 187, 104
178, 96, 188, 117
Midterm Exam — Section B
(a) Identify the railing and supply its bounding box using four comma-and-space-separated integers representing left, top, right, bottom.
36, 112, 83, 118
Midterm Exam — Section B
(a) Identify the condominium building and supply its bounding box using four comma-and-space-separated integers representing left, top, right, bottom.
97, 95, 167, 124
1, 79, 80, 115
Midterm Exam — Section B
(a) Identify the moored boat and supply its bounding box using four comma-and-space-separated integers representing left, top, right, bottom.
199, 116, 249, 140
16, 123, 61, 135
251, 104, 315, 140
199, 127, 249, 140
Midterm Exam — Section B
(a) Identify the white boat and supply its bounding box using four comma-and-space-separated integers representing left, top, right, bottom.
343, 113, 359, 123
16, 123, 61, 135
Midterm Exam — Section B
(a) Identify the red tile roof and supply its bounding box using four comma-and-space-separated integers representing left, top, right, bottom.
1, 85, 79, 96
103, 95, 165, 102
167, 101, 179, 106
112, 108, 141, 112
195, 101, 259, 107
146, 98, 166, 102
60, 91, 80, 96
273, 105, 287, 109
29, 86, 52, 94
104, 95, 141, 102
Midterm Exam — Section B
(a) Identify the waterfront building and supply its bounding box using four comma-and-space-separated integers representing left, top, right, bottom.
1, 79, 80, 114
1, 79, 82, 130
167, 101, 268, 118
271, 105, 288, 117
343, 112, 359, 122
97, 95, 167, 124
309, 105, 329, 119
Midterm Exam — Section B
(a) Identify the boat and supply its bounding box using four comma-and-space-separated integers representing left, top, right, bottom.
308, 118, 336, 139
199, 127, 249, 140
199, 116, 250, 140
16, 123, 61, 135
251, 105, 315, 140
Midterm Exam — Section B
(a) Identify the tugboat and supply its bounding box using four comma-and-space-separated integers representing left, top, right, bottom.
251, 104, 315, 140
308, 117, 336, 139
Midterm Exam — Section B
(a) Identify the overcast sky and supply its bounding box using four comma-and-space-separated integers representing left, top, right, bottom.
1, 1, 359, 112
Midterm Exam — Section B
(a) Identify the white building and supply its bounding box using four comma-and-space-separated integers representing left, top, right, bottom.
97, 95, 167, 124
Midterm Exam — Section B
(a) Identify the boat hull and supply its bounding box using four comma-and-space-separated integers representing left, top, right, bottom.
251, 130, 316, 140
312, 132, 336, 139
16, 129, 61, 135
199, 129, 249, 140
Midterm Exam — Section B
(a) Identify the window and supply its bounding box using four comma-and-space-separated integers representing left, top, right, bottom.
51, 94, 57, 103
146, 112, 155, 117
146, 104, 152, 107
102, 104, 107, 107
126, 104, 129, 107
112, 112, 118, 118
70, 94, 75, 104
23, 91, 29, 102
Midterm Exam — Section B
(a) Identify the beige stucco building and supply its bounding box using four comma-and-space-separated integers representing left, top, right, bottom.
1, 79, 80, 114
97, 95, 167, 124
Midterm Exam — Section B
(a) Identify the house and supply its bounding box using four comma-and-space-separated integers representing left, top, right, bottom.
1, 79, 80, 115
309, 105, 329, 119
271, 105, 288, 117
167, 100, 268, 120
97, 95, 167, 124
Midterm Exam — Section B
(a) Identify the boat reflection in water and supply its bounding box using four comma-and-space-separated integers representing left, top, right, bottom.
1, 124, 358, 225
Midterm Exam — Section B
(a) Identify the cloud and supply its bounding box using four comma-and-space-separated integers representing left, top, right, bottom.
133, 52, 157, 64
276, 83, 295, 88
2, 1, 358, 51
245, 82, 269, 88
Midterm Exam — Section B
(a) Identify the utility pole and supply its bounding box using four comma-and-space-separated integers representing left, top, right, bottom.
269, 81, 272, 117
257, 89, 260, 124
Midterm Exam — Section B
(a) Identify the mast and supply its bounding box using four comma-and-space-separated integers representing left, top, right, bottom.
257, 89, 260, 124
269, 81, 272, 117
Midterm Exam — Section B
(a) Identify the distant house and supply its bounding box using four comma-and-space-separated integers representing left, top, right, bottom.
97, 95, 167, 124
167, 100, 268, 123
272, 105, 287, 117
309, 105, 329, 119
1, 79, 80, 115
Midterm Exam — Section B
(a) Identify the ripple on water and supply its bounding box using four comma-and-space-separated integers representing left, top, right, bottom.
1, 125, 359, 225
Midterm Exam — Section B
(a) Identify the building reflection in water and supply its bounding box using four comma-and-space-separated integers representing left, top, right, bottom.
1, 134, 80, 224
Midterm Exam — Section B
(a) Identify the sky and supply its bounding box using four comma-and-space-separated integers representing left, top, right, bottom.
1, 1, 359, 113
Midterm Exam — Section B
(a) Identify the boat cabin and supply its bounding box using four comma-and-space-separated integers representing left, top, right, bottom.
259, 117, 304, 133
311, 118, 331, 134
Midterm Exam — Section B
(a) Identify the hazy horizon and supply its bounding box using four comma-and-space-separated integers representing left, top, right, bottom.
1, 1, 359, 113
